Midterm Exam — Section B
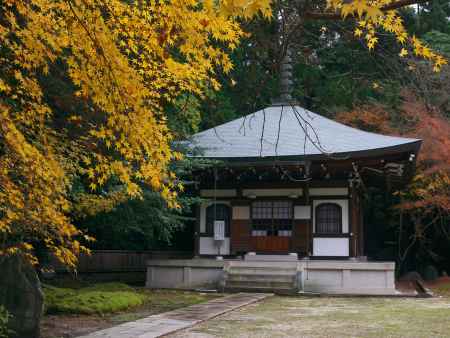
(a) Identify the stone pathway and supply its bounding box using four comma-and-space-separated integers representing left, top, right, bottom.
77, 293, 272, 338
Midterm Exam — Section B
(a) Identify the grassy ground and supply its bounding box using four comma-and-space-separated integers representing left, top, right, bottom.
41, 281, 220, 338
430, 281, 450, 297
170, 288, 450, 338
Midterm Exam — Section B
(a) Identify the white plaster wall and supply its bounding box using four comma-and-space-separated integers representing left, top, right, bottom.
313, 199, 349, 233
313, 238, 349, 256
232, 206, 250, 220
199, 237, 230, 255
200, 201, 230, 233
200, 189, 236, 197
309, 187, 348, 196
294, 205, 311, 219
242, 188, 303, 197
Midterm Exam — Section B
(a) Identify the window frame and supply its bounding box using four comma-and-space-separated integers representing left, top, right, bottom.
314, 202, 343, 235
204, 203, 231, 237
250, 199, 293, 236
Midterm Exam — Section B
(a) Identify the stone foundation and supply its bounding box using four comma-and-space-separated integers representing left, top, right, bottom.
146, 257, 397, 295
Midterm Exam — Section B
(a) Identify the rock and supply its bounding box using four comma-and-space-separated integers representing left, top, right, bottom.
0, 255, 44, 338
423, 265, 439, 281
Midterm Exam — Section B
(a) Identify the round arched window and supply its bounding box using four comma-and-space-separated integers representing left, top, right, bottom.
315, 203, 342, 234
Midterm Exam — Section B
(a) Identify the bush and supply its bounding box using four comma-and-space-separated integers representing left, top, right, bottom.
43, 283, 145, 315
0, 306, 12, 338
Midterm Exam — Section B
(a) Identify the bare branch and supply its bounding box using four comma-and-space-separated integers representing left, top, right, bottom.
275, 105, 284, 155
259, 108, 266, 157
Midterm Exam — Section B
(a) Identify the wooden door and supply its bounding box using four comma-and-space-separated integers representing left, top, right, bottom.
251, 236, 290, 253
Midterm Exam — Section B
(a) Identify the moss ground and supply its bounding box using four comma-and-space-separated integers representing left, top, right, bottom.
43, 283, 145, 315
41, 281, 221, 338
43, 282, 220, 316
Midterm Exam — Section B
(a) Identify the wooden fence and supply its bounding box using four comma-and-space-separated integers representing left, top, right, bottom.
52, 250, 192, 273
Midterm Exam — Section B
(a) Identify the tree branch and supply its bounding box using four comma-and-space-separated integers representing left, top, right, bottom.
305, 0, 431, 20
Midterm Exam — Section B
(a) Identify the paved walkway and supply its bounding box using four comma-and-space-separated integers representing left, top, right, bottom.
77, 293, 272, 338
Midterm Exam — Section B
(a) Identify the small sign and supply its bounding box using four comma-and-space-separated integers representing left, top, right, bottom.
214, 220, 225, 241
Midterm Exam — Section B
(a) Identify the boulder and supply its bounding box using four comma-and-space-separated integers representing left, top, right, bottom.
0, 255, 44, 338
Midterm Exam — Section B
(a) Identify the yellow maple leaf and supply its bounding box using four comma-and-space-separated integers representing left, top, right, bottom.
354, 28, 363, 37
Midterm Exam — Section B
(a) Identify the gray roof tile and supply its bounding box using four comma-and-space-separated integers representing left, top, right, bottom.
188, 105, 420, 160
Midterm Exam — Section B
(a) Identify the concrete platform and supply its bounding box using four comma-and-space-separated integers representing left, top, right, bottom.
146, 257, 397, 295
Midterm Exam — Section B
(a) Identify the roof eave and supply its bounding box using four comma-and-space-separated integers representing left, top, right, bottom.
188, 140, 422, 165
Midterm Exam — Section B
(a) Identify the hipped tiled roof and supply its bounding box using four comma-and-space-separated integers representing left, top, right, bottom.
188, 105, 421, 161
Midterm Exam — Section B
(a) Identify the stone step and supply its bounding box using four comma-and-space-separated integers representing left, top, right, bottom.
225, 279, 295, 289
244, 253, 298, 262
227, 265, 297, 274
227, 273, 296, 283
227, 267, 297, 275
224, 286, 297, 295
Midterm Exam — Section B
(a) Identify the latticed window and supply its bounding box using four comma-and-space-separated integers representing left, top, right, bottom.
205, 204, 230, 236
251, 200, 292, 236
315, 203, 342, 234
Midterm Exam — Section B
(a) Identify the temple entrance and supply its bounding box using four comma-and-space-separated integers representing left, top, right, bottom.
250, 200, 292, 253
251, 235, 290, 252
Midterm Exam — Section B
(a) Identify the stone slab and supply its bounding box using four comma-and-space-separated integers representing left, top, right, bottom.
77, 293, 271, 338
244, 253, 298, 262
146, 258, 227, 268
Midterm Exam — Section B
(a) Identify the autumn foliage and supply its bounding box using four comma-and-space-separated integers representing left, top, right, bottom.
337, 91, 450, 254
329, 0, 447, 71
0, 0, 271, 267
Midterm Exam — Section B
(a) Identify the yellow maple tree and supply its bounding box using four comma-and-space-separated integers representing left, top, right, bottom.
0, 0, 271, 267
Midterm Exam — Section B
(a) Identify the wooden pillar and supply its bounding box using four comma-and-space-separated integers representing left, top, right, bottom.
350, 183, 365, 257
358, 192, 365, 256
350, 183, 358, 257
194, 204, 200, 257
304, 182, 312, 256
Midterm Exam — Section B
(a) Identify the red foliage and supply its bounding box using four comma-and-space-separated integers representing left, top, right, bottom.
399, 94, 450, 172
336, 91, 450, 212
